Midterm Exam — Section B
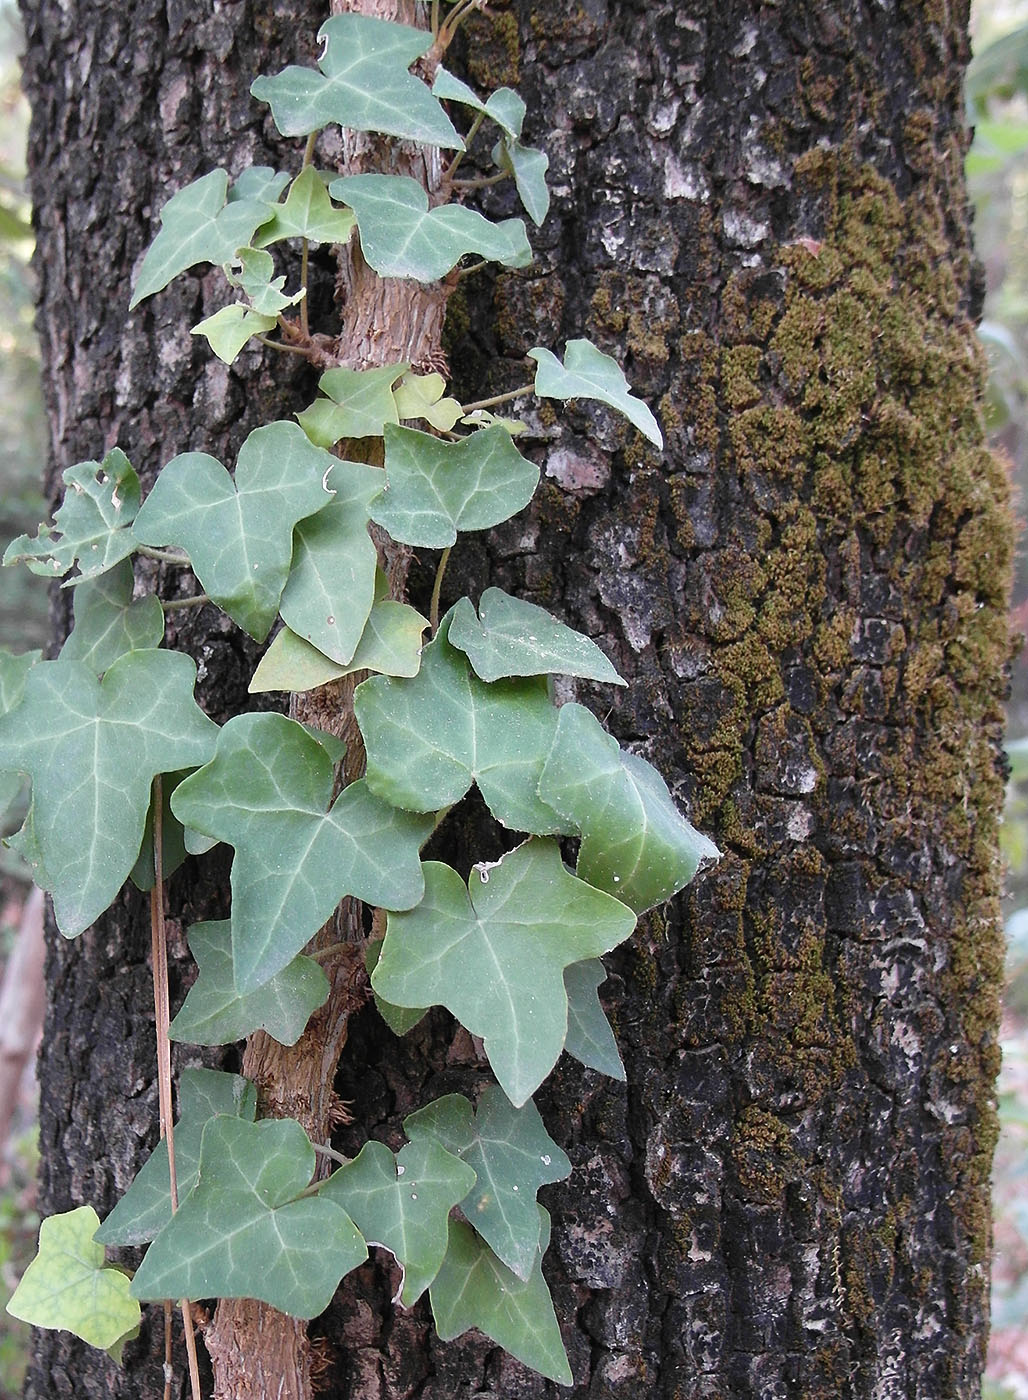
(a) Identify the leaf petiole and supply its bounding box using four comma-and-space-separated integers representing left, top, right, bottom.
460, 383, 535, 414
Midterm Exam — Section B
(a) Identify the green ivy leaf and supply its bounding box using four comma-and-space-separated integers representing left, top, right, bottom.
432, 69, 525, 139
0, 650, 217, 937
321, 1139, 476, 1305
430, 1209, 571, 1386
225, 247, 305, 316
372, 839, 637, 1105
448, 588, 625, 686
95, 1069, 257, 1246
59, 559, 164, 672
7, 1206, 141, 1355
130, 169, 275, 308
356, 614, 566, 834
171, 713, 433, 993
364, 937, 427, 1035
460, 409, 527, 434
330, 175, 531, 282
229, 167, 291, 205
393, 371, 462, 431
168, 921, 329, 1047
191, 304, 278, 364
539, 702, 719, 913
563, 960, 625, 1080
529, 338, 663, 449
494, 136, 551, 227
297, 364, 408, 447
253, 166, 356, 247
3, 448, 140, 582
404, 1088, 571, 1279
251, 14, 461, 149
130, 1116, 367, 1318
0, 648, 40, 713
368, 424, 539, 549
133, 422, 335, 642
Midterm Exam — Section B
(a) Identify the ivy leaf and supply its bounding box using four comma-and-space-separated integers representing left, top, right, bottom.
448, 589, 625, 686
494, 137, 551, 228
225, 247, 305, 316
59, 559, 164, 672
277, 459, 383, 664
130, 1116, 367, 1318
529, 338, 663, 449
130, 169, 275, 308
563, 960, 625, 1080
460, 409, 526, 434
133, 422, 335, 642
297, 364, 408, 447
191, 304, 278, 364
0, 650, 217, 937
0, 648, 40, 713
4, 448, 140, 582
6, 1207, 141, 1355
432, 69, 525, 139
171, 713, 433, 993
168, 921, 329, 1047
321, 1139, 476, 1306
330, 174, 532, 282
95, 1069, 257, 1247
372, 839, 637, 1105
251, 14, 461, 149
356, 614, 567, 834
254, 166, 356, 247
369, 424, 539, 549
229, 167, 291, 205
404, 1088, 571, 1280
539, 702, 720, 913
364, 937, 426, 1035
393, 371, 462, 431
430, 1209, 572, 1386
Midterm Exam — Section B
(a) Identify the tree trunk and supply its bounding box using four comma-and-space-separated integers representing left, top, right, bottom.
19, 2, 1011, 1399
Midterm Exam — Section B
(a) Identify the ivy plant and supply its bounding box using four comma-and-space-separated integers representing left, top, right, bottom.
5, 6, 718, 1392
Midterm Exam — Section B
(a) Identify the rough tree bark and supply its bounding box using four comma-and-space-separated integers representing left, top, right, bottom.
19, 2, 1011, 1399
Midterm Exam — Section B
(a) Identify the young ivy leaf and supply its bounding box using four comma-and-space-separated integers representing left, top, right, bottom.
297, 363, 409, 447
404, 1087, 571, 1280
3, 448, 140, 583
393, 371, 462, 432
225, 247, 305, 316
493, 137, 551, 228
529, 338, 664, 449
59, 558, 164, 673
371, 838, 637, 1106
368, 423, 539, 549
133, 421, 335, 642
448, 588, 625, 687
321, 1139, 477, 1306
330, 174, 531, 282
192, 304, 279, 364
253, 166, 356, 248
170, 712, 433, 993
251, 13, 462, 149
130, 1116, 367, 1319
0, 650, 218, 937
563, 959, 625, 1081
432, 68, 526, 140
229, 166, 291, 205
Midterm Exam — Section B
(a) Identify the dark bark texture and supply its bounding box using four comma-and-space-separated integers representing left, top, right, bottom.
18, 1, 1011, 1398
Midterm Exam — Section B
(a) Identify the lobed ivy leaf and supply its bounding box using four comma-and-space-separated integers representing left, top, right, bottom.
95, 1069, 257, 1246
168, 921, 329, 1047
297, 363, 408, 447
7, 1206, 141, 1356
448, 588, 625, 686
251, 14, 461, 149
229, 166, 290, 205
432, 68, 525, 140
133, 421, 335, 642
405, 1088, 571, 1279
253, 166, 356, 247
0, 649, 217, 937
539, 702, 719, 913
4, 448, 140, 583
130, 1116, 367, 1318
368, 424, 539, 549
321, 1139, 476, 1305
430, 1209, 572, 1386
356, 613, 567, 834
330, 174, 531, 282
191, 304, 278, 364
225, 247, 304, 316
372, 839, 637, 1105
364, 936, 426, 1036
563, 960, 625, 1080
59, 559, 164, 673
393, 371, 462, 432
494, 137, 551, 227
171, 712, 433, 993
529, 338, 663, 449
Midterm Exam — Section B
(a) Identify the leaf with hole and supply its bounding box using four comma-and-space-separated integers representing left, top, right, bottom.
529, 338, 663, 448
448, 588, 624, 686
59, 559, 164, 673
253, 166, 356, 247
297, 363, 408, 447
563, 960, 625, 1080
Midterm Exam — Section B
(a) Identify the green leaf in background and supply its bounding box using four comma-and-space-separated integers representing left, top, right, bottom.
251, 14, 461, 148
6, 1206, 141, 1355
130, 1116, 367, 1317
372, 839, 637, 1105
133, 421, 335, 641
0, 648, 40, 714
539, 702, 719, 913
130, 169, 275, 308
4, 449, 140, 582
393, 371, 462, 431
59, 559, 164, 672
430, 1209, 571, 1386
405, 1087, 571, 1279
171, 713, 433, 993
191, 304, 278, 364
169, 921, 329, 1047
330, 174, 531, 282
369, 424, 539, 549
529, 338, 663, 449
356, 614, 567, 834
563, 959, 625, 1080
321, 1138, 476, 1305
448, 588, 625, 686
95, 1069, 257, 1247
254, 166, 356, 247
0, 649, 217, 937
494, 136, 551, 227
432, 68, 526, 139
229, 166, 291, 205
297, 363, 408, 447
364, 937, 427, 1035
225, 247, 305, 316
128, 769, 193, 893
